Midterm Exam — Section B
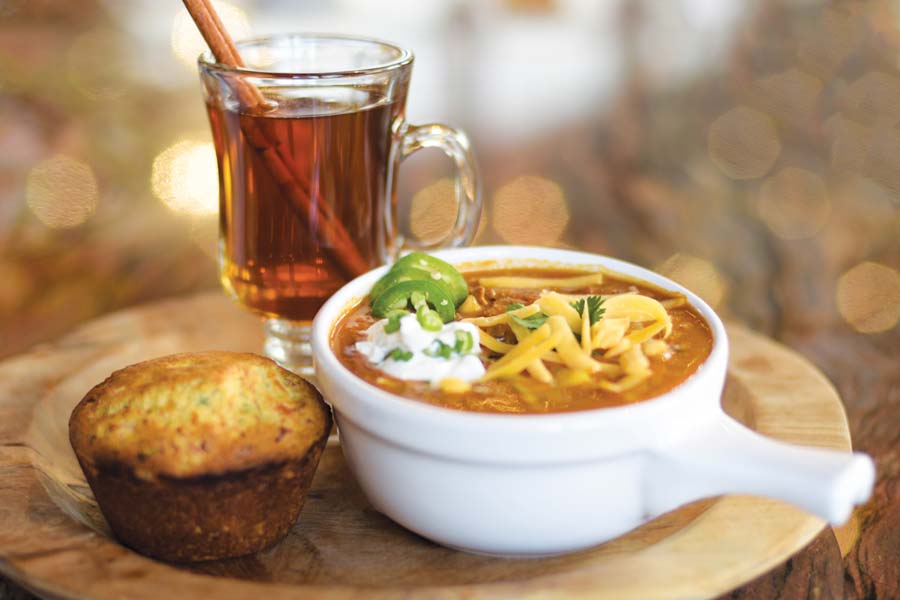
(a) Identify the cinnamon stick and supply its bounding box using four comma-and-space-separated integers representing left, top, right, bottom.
182, 0, 370, 277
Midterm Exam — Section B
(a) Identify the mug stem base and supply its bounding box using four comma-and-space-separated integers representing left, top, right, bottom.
264, 318, 314, 379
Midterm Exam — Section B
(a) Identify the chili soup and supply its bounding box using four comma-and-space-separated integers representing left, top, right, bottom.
331, 255, 713, 414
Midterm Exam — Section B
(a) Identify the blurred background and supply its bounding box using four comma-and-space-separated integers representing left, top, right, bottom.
1, 0, 899, 358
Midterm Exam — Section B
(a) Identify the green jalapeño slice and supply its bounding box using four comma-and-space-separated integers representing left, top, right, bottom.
371, 280, 456, 323
370, 252, 468, 307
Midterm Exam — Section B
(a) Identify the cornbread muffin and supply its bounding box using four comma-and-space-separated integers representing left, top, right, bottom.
69, 351, 331, 562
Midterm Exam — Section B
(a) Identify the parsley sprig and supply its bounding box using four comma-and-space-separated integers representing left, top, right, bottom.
570, 295, 605, 325
423, 330, 475, 359
505, 302, 548, 330
387, 348, 413, 362
504, 297, 605, 331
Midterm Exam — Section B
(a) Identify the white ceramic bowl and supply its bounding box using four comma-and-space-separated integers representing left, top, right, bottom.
311, 246, 875, 556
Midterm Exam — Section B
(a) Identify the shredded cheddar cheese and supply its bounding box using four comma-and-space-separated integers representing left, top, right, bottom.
643, 339, 670, 357
479, 330, 515, 354
580, 301, 592, 354
598, 372, 651, 393
537, 293, 582, 330
508, 321, 555, 384
620, 344, 650, 375
439, 377, 472, 394
603, 294, 672, 337
463, 304, 541, 328
548, 316, 603, 372
471, 282, 679, 394
482, 324, 563, 381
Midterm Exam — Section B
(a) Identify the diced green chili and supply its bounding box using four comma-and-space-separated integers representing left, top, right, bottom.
387, 348, 413, 362
425, 340, 454, 359
384, 314, 402, 333
416, 307, 444, 332
454, 330, 474, 354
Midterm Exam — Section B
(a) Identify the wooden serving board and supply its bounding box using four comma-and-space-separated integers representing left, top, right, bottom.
0, 293, 855, 599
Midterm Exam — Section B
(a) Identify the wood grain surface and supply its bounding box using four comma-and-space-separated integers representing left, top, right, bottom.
0, 292, 867, 600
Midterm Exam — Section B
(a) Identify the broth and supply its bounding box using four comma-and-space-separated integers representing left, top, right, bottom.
210, 93, 399, 321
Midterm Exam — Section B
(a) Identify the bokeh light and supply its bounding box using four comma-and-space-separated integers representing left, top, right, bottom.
26, 155, 99, 229
843, 71, 900, 124
836, 262, 900, 333
754, 69, 823, 125
151, 140, 219, 216
819, 178, 895, 267
492, 175, 569, 244
410, 177, 488, 243
757, 167, 831, 240
171, 1, 250, 68
708, 106, 781, 180
826, 113, 870, 173
66, 29, 128, 100
798, 6, 863, 77
864, 124, 900, 196
656, 254, 726, 308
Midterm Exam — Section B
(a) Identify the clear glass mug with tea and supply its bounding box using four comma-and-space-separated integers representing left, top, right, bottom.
199, 35, 481, 374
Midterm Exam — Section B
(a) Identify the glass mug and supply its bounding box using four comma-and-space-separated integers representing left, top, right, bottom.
199, 34, 481, 374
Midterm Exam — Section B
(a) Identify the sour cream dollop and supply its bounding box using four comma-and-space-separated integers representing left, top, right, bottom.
355, 314, 485, 384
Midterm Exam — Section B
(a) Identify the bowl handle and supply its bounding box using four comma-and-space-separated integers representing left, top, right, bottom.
644, 412, 875, 524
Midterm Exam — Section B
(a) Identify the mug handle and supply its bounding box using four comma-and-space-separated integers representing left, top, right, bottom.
384, 121, 482, 261
643, 411, 875, 524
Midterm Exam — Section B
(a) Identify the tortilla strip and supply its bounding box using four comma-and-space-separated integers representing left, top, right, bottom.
479, 273, 603, 289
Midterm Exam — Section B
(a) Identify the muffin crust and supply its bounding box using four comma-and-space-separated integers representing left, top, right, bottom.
70, 351, 331, 562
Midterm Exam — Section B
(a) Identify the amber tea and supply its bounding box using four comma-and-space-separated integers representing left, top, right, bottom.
209, 93, 401, 322
199, 34, 480, 373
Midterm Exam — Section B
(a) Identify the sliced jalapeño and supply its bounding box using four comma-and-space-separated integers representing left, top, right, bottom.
371, 280, 456, 323
370, 252, 468, 307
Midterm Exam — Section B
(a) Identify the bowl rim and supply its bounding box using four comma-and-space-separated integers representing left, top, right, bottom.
311, 245, 729, 432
